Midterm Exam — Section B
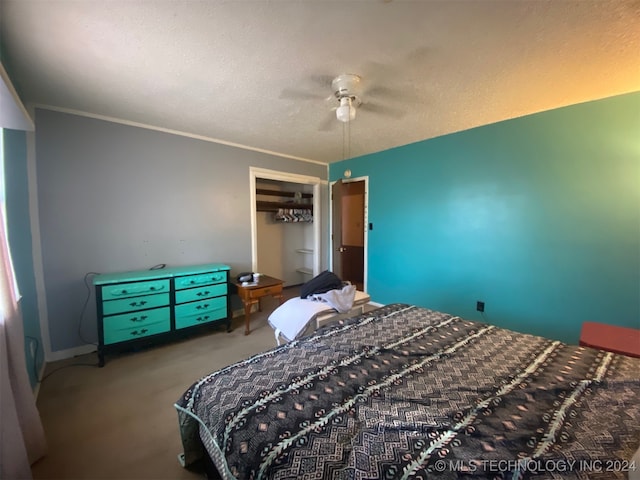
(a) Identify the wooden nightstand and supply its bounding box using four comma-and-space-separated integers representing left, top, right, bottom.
233, 275, 284, 335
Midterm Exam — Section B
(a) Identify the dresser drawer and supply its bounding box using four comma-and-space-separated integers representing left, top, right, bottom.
175, 283, 227, 304
101, 279, 169, 300
175, 296, 226, 322
174, 271, 227, 290
248, 283, 283, 300
102, 292, 170, 316
175, 301, 227, 329
103, 307, 170, 345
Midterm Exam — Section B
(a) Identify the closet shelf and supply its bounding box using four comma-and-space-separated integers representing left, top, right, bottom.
256, 188, 313, 199
296, 267, 314, 275
296, 249, 314, 254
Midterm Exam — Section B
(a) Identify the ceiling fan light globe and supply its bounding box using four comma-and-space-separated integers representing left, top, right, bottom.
336, 105, 349, 122
336, 97, 356, 122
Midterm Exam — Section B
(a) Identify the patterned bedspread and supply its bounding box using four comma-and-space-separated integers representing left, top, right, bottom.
175, 304, 640, 479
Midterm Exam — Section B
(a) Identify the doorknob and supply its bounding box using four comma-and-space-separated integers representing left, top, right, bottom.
338, 247, 347, 252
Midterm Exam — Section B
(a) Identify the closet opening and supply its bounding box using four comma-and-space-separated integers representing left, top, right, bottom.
249, 167, 321, 288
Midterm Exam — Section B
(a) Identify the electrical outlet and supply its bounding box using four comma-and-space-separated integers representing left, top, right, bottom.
476, 301, 485, 312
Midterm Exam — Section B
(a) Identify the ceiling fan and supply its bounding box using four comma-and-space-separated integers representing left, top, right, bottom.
280, 72, 405, 130
331, 73, 362, 123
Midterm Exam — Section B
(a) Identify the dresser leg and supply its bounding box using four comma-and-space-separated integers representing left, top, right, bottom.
98, 349, 105, 368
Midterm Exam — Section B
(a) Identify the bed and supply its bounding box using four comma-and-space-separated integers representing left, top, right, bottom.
175, 303, 640, 479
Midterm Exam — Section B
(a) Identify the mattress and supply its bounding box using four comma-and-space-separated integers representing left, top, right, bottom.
175, 303, 640, 479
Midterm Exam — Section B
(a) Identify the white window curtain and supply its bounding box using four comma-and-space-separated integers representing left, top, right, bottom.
0, 204, 47, 479
0, 129, 47, 476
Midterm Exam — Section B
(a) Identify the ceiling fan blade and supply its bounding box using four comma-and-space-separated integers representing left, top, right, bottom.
404, 46, 431, 65
279, 88, 326, 100
359, 101, 405, 119
280, 74, 336, 100
359, 60, 397, 85
362, 85, 393, 97
362, 85, 413, 103
309, 74, 335, 88
318, 111, 337, 132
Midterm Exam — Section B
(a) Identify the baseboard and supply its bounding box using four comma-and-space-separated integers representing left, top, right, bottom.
46, 343, 97, 363
368, 301, 384, 308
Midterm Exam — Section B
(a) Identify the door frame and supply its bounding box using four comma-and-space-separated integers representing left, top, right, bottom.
249, 166, 322, 276
330, 175, 369, 292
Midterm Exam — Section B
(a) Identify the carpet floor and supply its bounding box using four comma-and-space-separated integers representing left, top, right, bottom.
32, 288, 301, 479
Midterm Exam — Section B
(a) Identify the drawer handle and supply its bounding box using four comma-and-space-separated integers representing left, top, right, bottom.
196, 316, 210, 322
130, 329, 148, 337
196, 291, 210, 297
113, 285, 163, 296
186, 275, 223, 286
129, 315, 148, 323
129, 300, 148, 307
196, 303, 210, 310
115, 289, 128, 295
264, 289, 271, 294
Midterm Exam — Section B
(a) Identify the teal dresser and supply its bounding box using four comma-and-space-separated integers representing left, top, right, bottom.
94, 263, 230, 366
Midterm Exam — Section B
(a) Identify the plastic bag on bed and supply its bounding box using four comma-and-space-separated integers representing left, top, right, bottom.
300, 270, 343, 299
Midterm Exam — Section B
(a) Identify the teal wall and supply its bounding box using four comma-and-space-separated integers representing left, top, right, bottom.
330, 92, 640, 344
3, 128, 44, 388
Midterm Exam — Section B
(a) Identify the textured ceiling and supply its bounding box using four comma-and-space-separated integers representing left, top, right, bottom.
1, 0, 639, 164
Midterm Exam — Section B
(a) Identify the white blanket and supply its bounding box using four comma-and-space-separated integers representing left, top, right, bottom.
268, 297, 334, 342
309, 284, 356, 313
268, 285, 362, 344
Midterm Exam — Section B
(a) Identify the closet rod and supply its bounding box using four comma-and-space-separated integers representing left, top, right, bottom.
256, 188, 313, 199
256, 201, 314, 212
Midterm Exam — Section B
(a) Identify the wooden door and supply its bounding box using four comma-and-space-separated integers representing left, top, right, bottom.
332, 179, 365, 290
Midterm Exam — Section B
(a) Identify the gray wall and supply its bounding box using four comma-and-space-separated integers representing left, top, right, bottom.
35, 108, 327, 352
